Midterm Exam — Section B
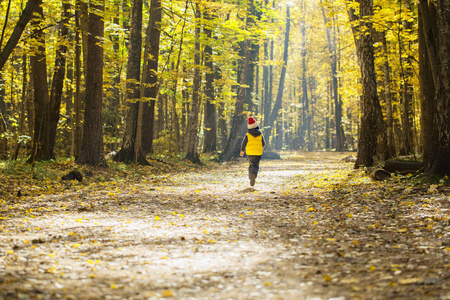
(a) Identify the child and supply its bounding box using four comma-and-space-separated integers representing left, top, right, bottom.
240, 116, 266, 186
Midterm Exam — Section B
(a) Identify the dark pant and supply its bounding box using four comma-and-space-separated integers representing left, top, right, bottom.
247, 155, 262, 179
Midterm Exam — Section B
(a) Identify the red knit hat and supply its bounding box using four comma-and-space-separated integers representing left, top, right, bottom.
248, 117, 258, 129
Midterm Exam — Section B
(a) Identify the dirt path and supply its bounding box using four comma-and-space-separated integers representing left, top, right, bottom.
1, 152, 450, 299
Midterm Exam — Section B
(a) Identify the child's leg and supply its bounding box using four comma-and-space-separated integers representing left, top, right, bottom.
247, 155, 261, 178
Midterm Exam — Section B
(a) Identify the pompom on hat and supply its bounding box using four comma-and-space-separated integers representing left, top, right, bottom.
248, 116, 258, 129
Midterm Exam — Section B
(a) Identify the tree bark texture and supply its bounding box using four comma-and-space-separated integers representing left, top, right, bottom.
29, 3, 51, 162
349, 0, 387, 167
419, 0, 436, 162
141, 0, 162, 155
114, 0, 144, 164
425, 0, 450, 176
76, 0, 107, 167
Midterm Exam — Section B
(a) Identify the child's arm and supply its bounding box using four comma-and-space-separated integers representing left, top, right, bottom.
240, 135, 248, 156
262, 135, 266, 148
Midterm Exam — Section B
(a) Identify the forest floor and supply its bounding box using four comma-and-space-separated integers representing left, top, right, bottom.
1, 152, 450, 300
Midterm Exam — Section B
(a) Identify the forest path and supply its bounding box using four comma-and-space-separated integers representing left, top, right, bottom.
1, 152, 450, 299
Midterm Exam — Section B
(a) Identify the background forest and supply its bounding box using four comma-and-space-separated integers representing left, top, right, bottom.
0, 0, 449, 174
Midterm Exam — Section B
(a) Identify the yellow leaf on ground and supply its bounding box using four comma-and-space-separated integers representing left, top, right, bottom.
162, 289, 174, 297
398, 278, 422, 285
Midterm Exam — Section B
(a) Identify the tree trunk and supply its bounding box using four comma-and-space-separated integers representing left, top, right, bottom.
76, 0, 107, 167
418, 0, 436, 162
0, 111, 6, 159
381, 32, 396, 157
141, 0, 162, 155
425, 1, 450, 176
169, 1, 188, 154
220, 0, 255, 162
300, 0, 311, 151
0, 71, 7, 159
185, 2, 202, 163
13, 54, 28, 159
216, 69, 228, 151
399, 0, 415, 155
29, 3, 50, 162
202, 8, 217, 153
262, 38, 269, 127
0, 0, 40, 72
265, 5, 290, 143
74, 1, 83, 159
348, 0, 387, 168
47, 0, 69, 158
113, 0, 145, 164
79, 0, 89, 81
321, 1, 343, 151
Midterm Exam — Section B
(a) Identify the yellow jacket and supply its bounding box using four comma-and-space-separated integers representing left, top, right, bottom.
242, 132, 265, 156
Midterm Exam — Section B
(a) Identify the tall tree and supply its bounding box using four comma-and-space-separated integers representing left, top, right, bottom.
140, 0, 162, 156
380, 32, 396, 157
299, 0, 311, 150
113, 0, 145, 164
169, 1, 189, 155
185, 2, 202, 163
262, 0, 271, 128
202, 6, 217, 153
418, 0, 437, 162
73, 0, 83, 159
398, 0, 415, 155
46, 0, 70, 158
28, 1, 68, 162
425, 0, 450, 176
321, 0, 344, 151
76, 0, 107, 167
348, 0, 387, 167
265, 4, 290, 143
29, 3, 50, 162
220, 0, 255, 161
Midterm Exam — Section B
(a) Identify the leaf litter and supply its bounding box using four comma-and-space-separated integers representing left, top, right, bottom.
0, 152, 450, 299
